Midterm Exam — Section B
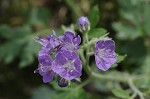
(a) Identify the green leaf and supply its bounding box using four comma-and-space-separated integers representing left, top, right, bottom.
0, 25, 34, 65
111, 54, 127, 68
0, 25, 32, 39
0, 25, 13, 39
19, 40, 40, 68
88, 28, 107, 38
0, 39, 25, 64
52, 88, 88, 99
88, 5, 100, 29
120, 11, 138, 26
112, 88, 130, 99
113, 22, 141, 40
38, 7, 51, 24
27, 6, 51, 25
116, 54, 127, 63
143, 4, 150, 35
31, 86, 54, 99
49, 81, 89, 99
31, 85, 91, 99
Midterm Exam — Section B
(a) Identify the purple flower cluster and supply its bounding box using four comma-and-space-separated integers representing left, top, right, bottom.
34, 30, 82, 87
34, 16, 117, 87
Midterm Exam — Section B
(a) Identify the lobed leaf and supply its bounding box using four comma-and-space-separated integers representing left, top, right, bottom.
88, 28, 107, 39
112, 88, 130, 99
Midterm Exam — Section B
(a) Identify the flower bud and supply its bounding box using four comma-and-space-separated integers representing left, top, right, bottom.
58, 78, 68, 87
77, 16, 90, 32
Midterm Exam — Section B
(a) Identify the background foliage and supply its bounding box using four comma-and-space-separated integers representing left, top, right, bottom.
0, 0, 150, 99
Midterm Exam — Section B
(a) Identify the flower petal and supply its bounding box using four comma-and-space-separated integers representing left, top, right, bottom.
38, 54, 53, 66
42, 72, 54, 83
52, 51, 82, 80
95, 40, 116, 71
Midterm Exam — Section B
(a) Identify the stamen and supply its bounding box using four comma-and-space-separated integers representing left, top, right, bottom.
34, 69, 39, 73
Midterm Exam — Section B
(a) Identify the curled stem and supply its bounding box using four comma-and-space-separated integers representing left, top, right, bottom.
128, 79, 144, 99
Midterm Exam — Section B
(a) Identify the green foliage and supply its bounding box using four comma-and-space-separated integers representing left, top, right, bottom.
113, 22, 141, 40
94, 80, 114, 93
0, 25, 41, 67
28, 7, 51, 25
111, 54, 127, 68
0, 0, 52, 68
88, 28, 107, 39
52, 88, 88, 99
31, 86, 89, 99
19, 39, 40, 68
112, 0, 150, 98
119, 39, 147, 66
1, 0, 150, 99
31, 86, 54, 99
113, 0, 150, 40
0, 25, 30, 39
112, 88, 130, 99
88, 5, 100, 29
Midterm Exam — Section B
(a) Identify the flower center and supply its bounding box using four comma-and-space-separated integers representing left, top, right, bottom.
64, 60, 75, 69
98, 49, 105, 58
98, 48, 112, 58
65, 43, 75, 51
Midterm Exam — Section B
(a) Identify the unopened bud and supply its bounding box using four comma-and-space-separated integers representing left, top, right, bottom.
77, 16, 90, 32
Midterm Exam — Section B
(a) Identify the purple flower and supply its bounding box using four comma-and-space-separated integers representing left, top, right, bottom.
34, 31, 62, 53
95, 40, 116, 71
77, 16, 90, 31
34, 54, 54, 83
39, 47, 52, 55
52, 50, 82, 80
60, 31, 81, 52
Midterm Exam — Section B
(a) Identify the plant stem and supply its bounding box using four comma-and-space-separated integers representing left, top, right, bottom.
87, 52, 94, 56
130, 93, 137, 99
85, 33, 92, 72
92, 71, 145, 82
77, 78, 92, 88
128, 79, 144, 99
78, 49, 86, 64
80, 33, 108, 49
85, 33, 89, 56
91, 72, 127, 82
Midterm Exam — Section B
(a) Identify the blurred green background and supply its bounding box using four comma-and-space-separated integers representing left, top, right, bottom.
0, 0, 150, 99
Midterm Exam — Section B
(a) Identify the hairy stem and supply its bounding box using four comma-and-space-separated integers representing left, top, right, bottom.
128, 79, 144, 99
91, 72, 127, 82
80, 33, 108, 49
85, 33, 92, 74
78, 49, 86, 64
